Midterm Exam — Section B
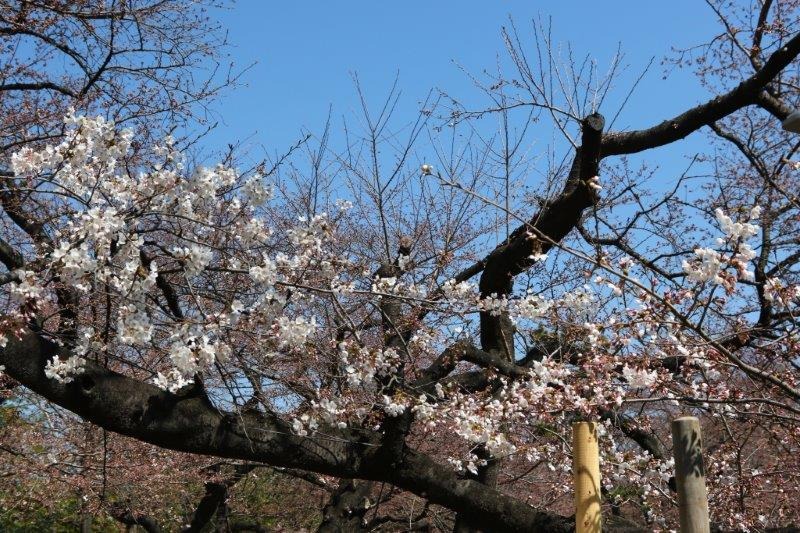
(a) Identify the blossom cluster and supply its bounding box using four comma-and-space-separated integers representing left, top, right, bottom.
3, 113, 333, 390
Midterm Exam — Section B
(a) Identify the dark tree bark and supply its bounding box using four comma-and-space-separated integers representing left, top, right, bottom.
111, 508, 162, 533
601, 31, 800, 156
0, 330, 572, 532
316, 479, 374, 533
184, 464, 258, 532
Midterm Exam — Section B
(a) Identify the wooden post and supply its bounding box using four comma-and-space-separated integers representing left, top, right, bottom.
573, 421, 601, 533
671, 416, 710, 533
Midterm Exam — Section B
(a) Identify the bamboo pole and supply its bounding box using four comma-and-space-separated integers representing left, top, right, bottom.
671, 416, 710, 533
573, 421, 601, 533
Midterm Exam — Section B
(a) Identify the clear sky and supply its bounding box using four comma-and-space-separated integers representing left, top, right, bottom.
200, 1, 723, 183
204, 2, 717, 143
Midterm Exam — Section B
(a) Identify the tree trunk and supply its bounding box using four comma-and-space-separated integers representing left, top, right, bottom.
316, 479, 373, 533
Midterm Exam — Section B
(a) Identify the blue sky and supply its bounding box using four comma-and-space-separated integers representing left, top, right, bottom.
203, 1, 720, 165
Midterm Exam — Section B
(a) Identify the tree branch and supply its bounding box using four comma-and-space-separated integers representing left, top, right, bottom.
602, 31, 800, 156
478, 113, 604, 357
0, 329, 573, 532
0, 81, 77, 97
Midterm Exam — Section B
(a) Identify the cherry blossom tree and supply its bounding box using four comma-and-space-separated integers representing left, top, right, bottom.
0, 1, 262, 530
0, 0, 239, 153
2, 1, 800, 531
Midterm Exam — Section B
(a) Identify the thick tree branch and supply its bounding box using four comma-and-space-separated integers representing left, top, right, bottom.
600, 410, 665, 460
0, 81, 77, 97
461, 344, 528, 379
183, 464, 256, 533
411, 342, 467, 395
317, 479, 373, 533
0, 329, 573, 532
478, 113, 604, 358
602, 31, 800, 156
755, 90, 794, 120
140, 250, 184, 320
0, 236, 23, 271
111, 508, 162, 533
